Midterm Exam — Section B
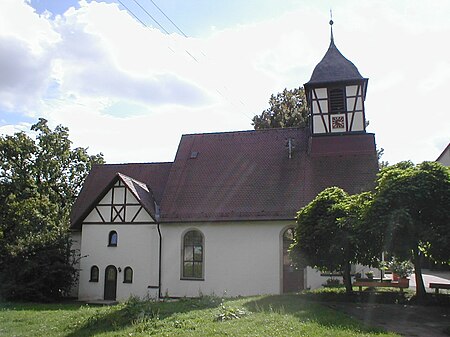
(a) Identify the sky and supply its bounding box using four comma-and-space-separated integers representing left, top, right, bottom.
0, 0, 449, 165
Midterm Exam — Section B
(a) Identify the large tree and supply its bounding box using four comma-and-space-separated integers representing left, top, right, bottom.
252, 87, 308, 129
291, 187, 376, 293
0, 118, 104, 301
366, 161, 450, 299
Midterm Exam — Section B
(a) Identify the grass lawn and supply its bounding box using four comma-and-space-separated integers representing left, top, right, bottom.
0, 294, 399, 337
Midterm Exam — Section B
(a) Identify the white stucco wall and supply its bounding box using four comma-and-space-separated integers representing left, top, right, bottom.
160, 221, 323, 298
78, 223, 159, 301
160, 220, 370, 297
68, 231, 82, 297
77, 218, 342, 301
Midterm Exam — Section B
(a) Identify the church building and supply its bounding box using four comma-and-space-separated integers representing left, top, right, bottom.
70, 28, 378, 301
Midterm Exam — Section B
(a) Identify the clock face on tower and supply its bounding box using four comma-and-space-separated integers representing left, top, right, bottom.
332, 116, 345, 129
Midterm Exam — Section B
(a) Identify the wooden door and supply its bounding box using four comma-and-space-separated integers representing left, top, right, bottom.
104, 265, 117, 300
283, 228, 304, 293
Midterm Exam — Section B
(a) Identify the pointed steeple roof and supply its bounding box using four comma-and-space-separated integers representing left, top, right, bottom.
306, 39, 365, 86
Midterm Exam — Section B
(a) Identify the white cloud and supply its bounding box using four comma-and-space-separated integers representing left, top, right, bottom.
0, 36, 52, 113
0, 0, 58, 115
0, 0, 449, 165
51, 1, 213, 109
0, 0, 59, 53
0, 122, 31, 135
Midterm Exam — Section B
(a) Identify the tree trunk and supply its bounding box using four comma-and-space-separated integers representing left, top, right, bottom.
413, 249, 426, 300
343, 261, 353, 294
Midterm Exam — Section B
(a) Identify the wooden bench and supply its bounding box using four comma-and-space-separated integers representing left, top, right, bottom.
429, 282, 450, 294
353, 280, 409, 292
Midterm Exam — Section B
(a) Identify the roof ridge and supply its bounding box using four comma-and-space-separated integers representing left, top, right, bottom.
93, 162, 173, 167
182, 126, 307, 138
117, 172, 149, 192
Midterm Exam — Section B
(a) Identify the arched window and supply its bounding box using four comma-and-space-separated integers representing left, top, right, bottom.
90, 265, 99, 282
123, 267, 133, 283
182, 230, 204, 280
108, 231, 118, 247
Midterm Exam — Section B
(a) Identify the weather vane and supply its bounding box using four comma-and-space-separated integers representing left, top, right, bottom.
329, 9, 334, 42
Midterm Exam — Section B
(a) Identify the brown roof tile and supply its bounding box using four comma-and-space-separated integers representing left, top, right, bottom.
118, 173, 157, 220
70, 129, 378, 227
160, 128, 378, 222
70, 162, 172, 229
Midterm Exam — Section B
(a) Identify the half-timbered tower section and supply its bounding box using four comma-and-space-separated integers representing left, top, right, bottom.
304, 37, 368, 135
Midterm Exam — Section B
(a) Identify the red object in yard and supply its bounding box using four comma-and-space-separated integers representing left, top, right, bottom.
398, 278, 409, 287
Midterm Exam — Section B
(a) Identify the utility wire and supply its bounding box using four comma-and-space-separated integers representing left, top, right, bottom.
131, 0, 170, 34
147, 0, 188, 38
117, 0, 147, 27
120, 0, 197, 62
185, 50, 198, 63
116, 0, 253, 122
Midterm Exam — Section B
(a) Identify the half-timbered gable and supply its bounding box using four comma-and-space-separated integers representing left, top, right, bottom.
83, 175, 155, 225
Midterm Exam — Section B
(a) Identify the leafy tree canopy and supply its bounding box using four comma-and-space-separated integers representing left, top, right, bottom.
252, 87, 308, 129
366, 161, 450, 299
0, 118, 104, 301
291, 187, 375, 293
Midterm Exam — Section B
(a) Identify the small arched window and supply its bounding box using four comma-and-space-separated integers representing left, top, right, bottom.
123, 267, 133, 283
108, 231, 118, 247
182, 230, 204, 280
90, 265, 99, 282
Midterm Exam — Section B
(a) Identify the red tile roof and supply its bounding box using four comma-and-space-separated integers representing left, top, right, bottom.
118, 173, 157, 221
160, 128, 378, 222
70, 162, 172, 229
70, 128, 378, 228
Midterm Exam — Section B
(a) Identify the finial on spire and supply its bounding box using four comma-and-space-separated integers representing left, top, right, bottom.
329, 9, 334, 43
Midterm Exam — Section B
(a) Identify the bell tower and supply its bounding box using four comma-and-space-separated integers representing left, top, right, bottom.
304, 19, 368, 136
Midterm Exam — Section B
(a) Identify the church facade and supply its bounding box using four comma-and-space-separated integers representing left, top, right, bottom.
70, 33, 378, 301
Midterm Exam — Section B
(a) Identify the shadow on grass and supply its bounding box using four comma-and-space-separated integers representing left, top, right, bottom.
243, 294, 391, 334
65, 296, 221, 337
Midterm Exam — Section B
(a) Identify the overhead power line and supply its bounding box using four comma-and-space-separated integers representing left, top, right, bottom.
117, 0, 197, 63
115, 0, 253, 122
131, 0, 170, 34
117, 0, 147, 27
147, 0, 188, 37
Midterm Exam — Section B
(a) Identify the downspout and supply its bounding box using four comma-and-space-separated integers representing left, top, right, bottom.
155, 202, 163, 300
157, 223, 163, 299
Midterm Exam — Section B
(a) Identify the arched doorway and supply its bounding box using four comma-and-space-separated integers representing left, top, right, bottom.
104, 265, 117, 300
282, 228, 304, 293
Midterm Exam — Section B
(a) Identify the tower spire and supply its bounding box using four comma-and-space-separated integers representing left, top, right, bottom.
329, 9, 334, 43
305, 17, 369, 136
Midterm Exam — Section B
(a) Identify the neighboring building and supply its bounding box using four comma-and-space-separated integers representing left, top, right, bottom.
70, 30, 379, 301
436, 143, 450, 167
